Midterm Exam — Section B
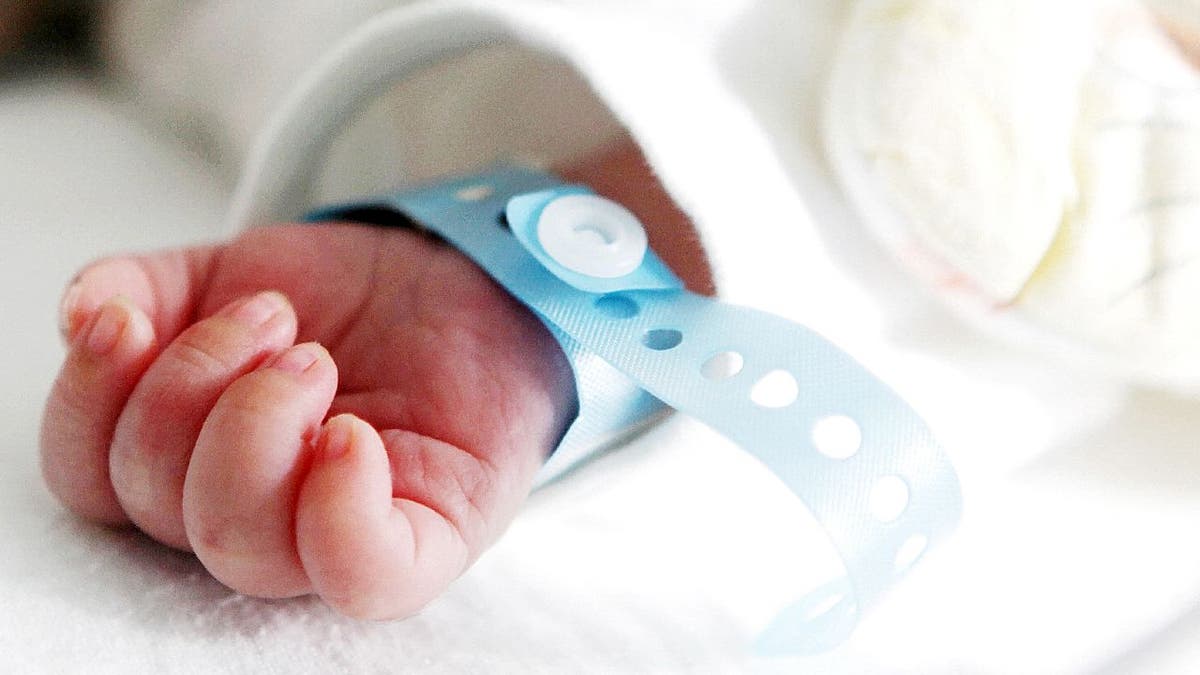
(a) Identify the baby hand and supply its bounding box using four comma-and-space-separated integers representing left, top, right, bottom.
40, 222, 575, 618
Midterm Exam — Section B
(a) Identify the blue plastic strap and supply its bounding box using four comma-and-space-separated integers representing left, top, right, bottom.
308, 164, 963, 655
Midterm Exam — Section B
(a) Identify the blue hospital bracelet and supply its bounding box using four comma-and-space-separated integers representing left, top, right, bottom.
307, 164, 963, 655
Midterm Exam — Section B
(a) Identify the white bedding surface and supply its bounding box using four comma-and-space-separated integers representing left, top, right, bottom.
4, 5, 1200, 672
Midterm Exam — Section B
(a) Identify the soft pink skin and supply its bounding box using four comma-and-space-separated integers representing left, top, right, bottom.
41, 223, 576, 617
39, 140, 711, 619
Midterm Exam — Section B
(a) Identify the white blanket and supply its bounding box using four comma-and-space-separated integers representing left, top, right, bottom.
3, 0, 1200, 672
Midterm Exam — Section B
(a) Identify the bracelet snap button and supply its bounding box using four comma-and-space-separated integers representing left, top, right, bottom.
536, 194, 647, 279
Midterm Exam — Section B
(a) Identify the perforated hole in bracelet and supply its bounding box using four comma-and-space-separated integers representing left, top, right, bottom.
750, 369, 800, 408
595, 294, 639, 319
642, 328, 683, 351
804, 591, 850, 622
869, 475, 909, 523
700, 351, 744, 381
894, 534, 928, 572
811, 415, 862, 459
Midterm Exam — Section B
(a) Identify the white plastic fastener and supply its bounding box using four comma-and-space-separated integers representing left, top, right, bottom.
536, 194, 648, 279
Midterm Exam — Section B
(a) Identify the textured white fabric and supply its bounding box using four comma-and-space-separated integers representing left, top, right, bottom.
3, 0, 1200, 672
826, 0, 1200, 388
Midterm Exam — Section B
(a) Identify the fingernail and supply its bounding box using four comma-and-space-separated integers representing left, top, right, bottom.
58, 282, 85, 341
222, 291, 287, 326
267, 343, 322, 374
84, 302, 127, 356
319, 416, 355, 461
